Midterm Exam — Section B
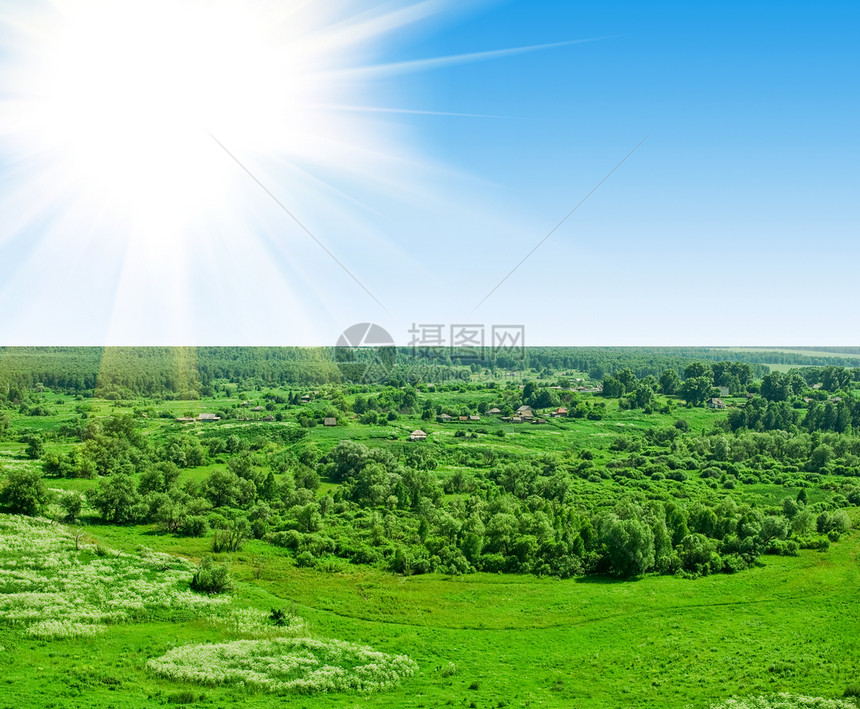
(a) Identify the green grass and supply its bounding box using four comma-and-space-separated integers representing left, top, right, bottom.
2, 521, 858, 709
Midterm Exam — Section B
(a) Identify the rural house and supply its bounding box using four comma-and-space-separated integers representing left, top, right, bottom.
409, 430, 427, 442
707, 398, 727, 410
323, 417, 337, 426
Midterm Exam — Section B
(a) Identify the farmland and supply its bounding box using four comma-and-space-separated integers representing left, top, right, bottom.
1, 348, 859, 708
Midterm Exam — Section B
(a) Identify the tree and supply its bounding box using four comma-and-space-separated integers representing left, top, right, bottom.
0, 468, 51, 516
659, 369, 681, 395
89, 472, 141, 524
602, 376, 625, 398
681, 376, 716, 407
25, 435, 45, 460
684, 362, 713, 383
58, 491, 84, 523
601, 515, 655, 577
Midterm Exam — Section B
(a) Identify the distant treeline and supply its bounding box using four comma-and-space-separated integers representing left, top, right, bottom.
0, 346, 856, 398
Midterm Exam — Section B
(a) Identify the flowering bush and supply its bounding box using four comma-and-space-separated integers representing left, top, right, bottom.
710, 695, 858, 709
147, 637, 417, 693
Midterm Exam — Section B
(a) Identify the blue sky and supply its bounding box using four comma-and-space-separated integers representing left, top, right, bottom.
0, 0, 857, 346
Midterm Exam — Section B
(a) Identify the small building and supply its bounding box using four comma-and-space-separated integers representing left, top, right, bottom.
469, 415, 481, 421
437, 413, 454, 422
516, 405, 533, 414
261, 415, 275, 422
830, 396, 843, 403
300, 395, 311, 402
717, 386, 730, 397
533, 418, 547, 425
511, 416, 523, 423
324, 417, 337, 426
812, 384, 823, 390
487, 408, 502, 415
459, 416, 469, 421
175, 417, 196, 423
803, 397, 814, 404
707, 398, 727, 410
409, 430, 427, 442
550, 407, 568, 417
240, 400, 250, 406
520, 411, 534, 420
251, 406, 264, 412
197, 413, 221, 422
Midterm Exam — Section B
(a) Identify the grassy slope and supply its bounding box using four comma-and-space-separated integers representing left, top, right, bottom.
3, 388, 860, 707
1, 523, 858, 709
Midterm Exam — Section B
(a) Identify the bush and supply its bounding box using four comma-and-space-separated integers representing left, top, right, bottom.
0, 468, 51, 516
182, 516, 209, 537
190, 556, 233, 594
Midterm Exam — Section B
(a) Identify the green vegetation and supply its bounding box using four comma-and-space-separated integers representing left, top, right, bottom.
1, 347, 859, 707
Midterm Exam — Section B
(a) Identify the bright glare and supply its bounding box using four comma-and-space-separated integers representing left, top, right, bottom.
13, 0, 384, 221
0, 0, 465, 344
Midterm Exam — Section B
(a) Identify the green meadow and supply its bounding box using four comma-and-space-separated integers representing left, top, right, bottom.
1, 348, 859, 708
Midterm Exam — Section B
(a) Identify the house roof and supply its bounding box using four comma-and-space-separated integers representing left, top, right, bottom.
323, 417, 337, 426
487, 408, 501, 414
197, 413, 220, 421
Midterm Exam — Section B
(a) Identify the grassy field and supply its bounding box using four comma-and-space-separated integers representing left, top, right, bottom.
3, 367, 860, 708
1, 517, 858, 709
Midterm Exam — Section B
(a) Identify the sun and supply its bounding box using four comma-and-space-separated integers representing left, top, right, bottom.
12, 0, 364, 222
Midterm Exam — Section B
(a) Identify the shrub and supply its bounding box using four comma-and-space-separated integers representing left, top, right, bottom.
190, 556, 233, 595
0, 469, 51, 516
182, 516, 209, 537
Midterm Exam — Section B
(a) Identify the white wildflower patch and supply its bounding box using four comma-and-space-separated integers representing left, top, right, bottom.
0, 514, 227, 639
147, 637, 418, 694
27, 619, 107, 639
711, 694, 858, 709
208, 607, 307, 638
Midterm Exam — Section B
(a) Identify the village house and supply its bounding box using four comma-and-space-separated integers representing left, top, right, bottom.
707, 398, 727, 410
409, 430, 427, 442
487, 408, 501, 415
437, 413, 454, 422
469, 415, 481, 421
197, 413, 220, 422
323, 417, 337, 426
550, 407, 568, 417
